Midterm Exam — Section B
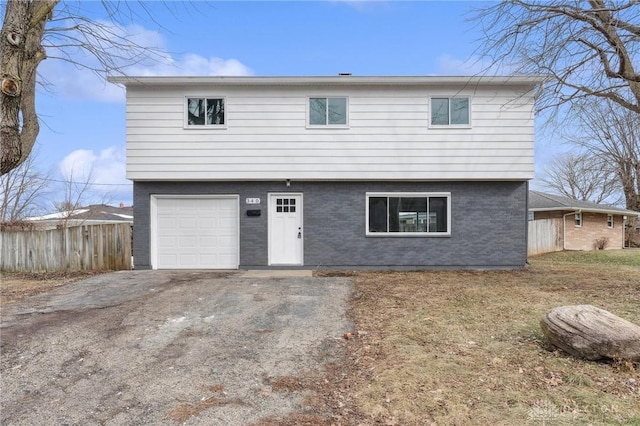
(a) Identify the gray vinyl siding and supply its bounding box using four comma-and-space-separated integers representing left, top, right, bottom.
133, 181, 528, 270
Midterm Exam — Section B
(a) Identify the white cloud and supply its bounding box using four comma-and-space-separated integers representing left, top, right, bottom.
128, 54, 253, 77
39, 20, 252, 103
38, 60, 126, 102
58, 147, 131, 205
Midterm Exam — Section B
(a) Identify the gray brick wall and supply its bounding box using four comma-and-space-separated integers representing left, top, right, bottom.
133, 181, 528, 270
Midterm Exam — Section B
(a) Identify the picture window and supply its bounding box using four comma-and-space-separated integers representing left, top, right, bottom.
367, 193, 451, 236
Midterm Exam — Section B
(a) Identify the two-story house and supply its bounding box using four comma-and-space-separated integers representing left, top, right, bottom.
109, 75, 542, 270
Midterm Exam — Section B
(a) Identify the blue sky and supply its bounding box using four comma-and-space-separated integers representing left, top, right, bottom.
28, 1, 556, 208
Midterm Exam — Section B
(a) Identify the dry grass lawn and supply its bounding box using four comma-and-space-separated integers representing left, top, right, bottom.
328, 250, 640, 425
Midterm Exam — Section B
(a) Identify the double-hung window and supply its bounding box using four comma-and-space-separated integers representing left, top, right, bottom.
366, 193, 451, 236
186, 97, 225, 127
607, 214, 614, 228
430, 97, 470, 126
574, 213, 582, 227
308, 97, 348, 126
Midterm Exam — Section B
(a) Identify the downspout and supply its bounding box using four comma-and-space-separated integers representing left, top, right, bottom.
562, 210, 581, 251
525, 181, 530, 265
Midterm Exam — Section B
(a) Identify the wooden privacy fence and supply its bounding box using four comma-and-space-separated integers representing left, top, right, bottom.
1, 223, 132, 272
528, 218, 563, 256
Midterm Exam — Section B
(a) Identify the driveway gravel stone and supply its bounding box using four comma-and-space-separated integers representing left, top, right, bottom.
0, 270, 353, 425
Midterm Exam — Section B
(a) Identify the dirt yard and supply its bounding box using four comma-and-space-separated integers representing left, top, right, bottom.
1, 270, 109, 304
2, 250, 639, 425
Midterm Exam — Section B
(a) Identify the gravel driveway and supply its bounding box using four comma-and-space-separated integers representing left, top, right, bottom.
0, 270, 353, 425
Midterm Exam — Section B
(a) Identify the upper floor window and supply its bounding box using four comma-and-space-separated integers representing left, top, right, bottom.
186, 97, 225, 127
366, 192, 451, 236
607, 214, 614, 228
308, 97, 348, 126
431, 97, 470, 126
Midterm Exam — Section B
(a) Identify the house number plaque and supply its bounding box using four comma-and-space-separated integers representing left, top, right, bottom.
246, 198, 261, 205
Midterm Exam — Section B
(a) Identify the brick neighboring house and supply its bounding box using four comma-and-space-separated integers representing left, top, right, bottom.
529, 191, 639, 251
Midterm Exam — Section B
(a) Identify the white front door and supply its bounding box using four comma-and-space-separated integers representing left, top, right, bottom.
268, 193, 303, 265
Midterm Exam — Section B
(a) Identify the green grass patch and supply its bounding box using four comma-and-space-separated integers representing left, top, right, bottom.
532, 249, 640, 267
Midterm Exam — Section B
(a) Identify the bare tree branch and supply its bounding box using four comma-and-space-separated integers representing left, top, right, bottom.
540, 151, 623, 205
0, 148, 50, 223
565, 99, 640, 210
471, 0, 640, 114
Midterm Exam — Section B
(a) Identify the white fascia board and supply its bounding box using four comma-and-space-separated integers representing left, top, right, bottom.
108, 75, 546, 88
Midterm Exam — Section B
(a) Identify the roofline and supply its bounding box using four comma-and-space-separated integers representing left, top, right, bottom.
530, 207, 639, 217
107, 75, 546, 87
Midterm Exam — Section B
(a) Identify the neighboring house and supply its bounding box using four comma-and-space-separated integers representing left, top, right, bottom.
109, 75, 542, 270
528, 190, 639, 252
24, 204, 133, 230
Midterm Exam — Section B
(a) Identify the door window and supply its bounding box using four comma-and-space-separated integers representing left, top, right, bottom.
276, 198, 297, 213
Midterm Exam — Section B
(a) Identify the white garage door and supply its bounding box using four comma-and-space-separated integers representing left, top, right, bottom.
153, 196, 238, 269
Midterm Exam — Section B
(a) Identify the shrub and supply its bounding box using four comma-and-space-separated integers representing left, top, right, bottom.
595, 237, 609, 250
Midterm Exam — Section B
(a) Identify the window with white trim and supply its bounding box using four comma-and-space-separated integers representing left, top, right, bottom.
430, 97, 470, 126
367, 193, 451, 236
186, 97, 225, 126
308, 97, 348, 126
607, 214, 614, 228
575, 213, 582, 227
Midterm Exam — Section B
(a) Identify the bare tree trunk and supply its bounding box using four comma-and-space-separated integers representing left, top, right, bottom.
1, 0, 58, 176
620, 158, 640, 211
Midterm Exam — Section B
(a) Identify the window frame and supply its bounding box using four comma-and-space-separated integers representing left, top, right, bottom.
306, 96, 349, 128
184, 96, 227, 129
574, 212, 582, 227
365, 192, 452, 237
607, 214, 614, 229
429, 96, 471, 128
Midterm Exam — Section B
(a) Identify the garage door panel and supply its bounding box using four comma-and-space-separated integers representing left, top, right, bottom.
158, 254, 178, 265
154, 196, 238, 269
178, 236, 197, 248
179, 254, 197, 265
200, 236, 216, 247
158, 217, 176, 228
218, 217, 236, 228
158, 236, 177, 247
178, 217, 198, 230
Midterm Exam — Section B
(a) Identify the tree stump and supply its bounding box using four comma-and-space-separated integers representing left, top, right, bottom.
540, 305, 640, 361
